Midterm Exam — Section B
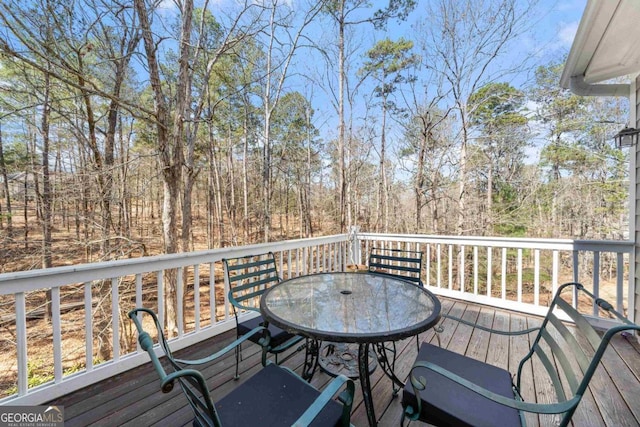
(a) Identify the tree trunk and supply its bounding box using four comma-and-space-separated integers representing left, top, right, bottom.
415, 124, 428, 232
243, 113, 250, 243
40, 67, 53, 290
457, 108, 468, 236
486, 153, 493, 235
134, 0, 186, 336
381, 94, 389, 233
338, 0, 346, 232
0, 123, 13, 234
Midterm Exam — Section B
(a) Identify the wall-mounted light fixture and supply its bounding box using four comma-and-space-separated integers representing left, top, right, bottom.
613, 126, 640, 148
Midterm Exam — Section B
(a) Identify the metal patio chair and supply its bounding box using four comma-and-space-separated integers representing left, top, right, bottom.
223, 252, 305, 379
129, 308, 355, 427
367, 247, 424, 287
402, 282, 640, 427
368, 247, 424, 351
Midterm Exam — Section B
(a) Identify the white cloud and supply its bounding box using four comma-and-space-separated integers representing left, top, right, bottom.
557, 20, 579, 49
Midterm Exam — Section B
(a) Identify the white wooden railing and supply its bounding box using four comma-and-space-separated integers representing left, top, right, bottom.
353, 232, 634, 326
0, 231, 633, 405
0, 234, 350, 405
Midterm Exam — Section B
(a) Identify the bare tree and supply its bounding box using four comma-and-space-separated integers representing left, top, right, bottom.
257, 0, 326, 241
134, 0, 185, 335
0, 122, 12, 234
417, 0, 538, 235
321, 0, 416, 233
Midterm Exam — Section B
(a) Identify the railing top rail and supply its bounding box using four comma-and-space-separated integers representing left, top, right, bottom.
358, 233, 633, 252
0, 234, 349, 295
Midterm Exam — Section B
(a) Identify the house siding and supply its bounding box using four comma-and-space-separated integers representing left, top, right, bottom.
634, 75, 639, 325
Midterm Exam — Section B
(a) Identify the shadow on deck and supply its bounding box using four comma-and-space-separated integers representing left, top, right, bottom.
48, 298, 640, 427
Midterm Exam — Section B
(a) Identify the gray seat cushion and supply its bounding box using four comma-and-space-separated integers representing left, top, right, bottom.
216, 363, 344, 427
402, 342, 521, 427
237, 315, 297, 348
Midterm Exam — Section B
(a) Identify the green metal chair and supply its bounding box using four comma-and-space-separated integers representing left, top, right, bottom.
402, 282, 640, 427
368, 247, 424, 287
129, 308, 355, 427
368, 247, 424, 351
223, 252, 305, 379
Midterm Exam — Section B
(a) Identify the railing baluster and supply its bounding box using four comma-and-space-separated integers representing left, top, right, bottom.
111, 277, 120, 361
194, 264, 200, 332
617, 252, 624, 313
448, 244, 453, 290
157, 271, 164, 330
534, 249, 540, 306
593, 251, 600, 317
222, 260, 230, 321
304, 247, 308, 275
85, 282, 94, 369
426, 243, 431, 287
52, 287, 62, 383
135, 274, 142, 310
501, 248, 507, 300
552, 250, 559, 297
473, 246, 478, 295
517, 249, 523, 303
209, 262, 217, 323
572, 250, 579, 307
487, 247, 492, 298
436, 243, 442, 288
177, 267, 184, 337
134, 274, 142, 352
460, 245, 465, 293
16, 292, 27, 396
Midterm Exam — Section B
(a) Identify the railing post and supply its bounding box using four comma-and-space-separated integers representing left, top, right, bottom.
349, 226, 361, 267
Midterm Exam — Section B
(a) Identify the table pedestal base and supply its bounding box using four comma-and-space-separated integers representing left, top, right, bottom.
318, 342, 377, 378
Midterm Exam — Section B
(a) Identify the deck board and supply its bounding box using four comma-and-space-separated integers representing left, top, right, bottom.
47, 298, 640, 427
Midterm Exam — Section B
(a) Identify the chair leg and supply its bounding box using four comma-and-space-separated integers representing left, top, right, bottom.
234, 342, 241, 380
434, 323, 444, 347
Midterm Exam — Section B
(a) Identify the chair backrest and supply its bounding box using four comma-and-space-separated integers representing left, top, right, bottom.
368, 247, 424, 286
129, 308, 222, 427
515, 282, 640, 426
223, 252, 281, 314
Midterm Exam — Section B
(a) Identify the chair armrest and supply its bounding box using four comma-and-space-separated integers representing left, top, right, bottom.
407, 361, 579, 416
128, 307, 269, 366
292, 374, 355, 427
268, 334, 306, 353
174, 325, 269, 365
228, 290, 262, 314
440, 313, 540, 336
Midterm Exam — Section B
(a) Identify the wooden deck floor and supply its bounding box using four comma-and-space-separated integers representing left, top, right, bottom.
48, 298, 640, 427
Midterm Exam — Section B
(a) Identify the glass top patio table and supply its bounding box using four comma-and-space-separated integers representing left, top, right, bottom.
260, 272, 441, 427
260, 272, 441, 343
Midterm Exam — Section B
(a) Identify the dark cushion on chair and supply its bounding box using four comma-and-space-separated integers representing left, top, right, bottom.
402, 342, 521, 427
216, 363, 344, 427
238, 315, 297, 348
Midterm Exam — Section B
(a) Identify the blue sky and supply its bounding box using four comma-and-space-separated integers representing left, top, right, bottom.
149, 0, 590, 163
296, 0, 590, 155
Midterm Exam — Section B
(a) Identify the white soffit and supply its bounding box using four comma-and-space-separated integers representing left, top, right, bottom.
560, 0, 640, 88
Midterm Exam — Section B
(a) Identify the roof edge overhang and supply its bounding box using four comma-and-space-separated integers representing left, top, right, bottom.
560, 0, 631, 98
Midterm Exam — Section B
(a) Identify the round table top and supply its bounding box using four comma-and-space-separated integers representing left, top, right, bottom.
260, 272, 441, 343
